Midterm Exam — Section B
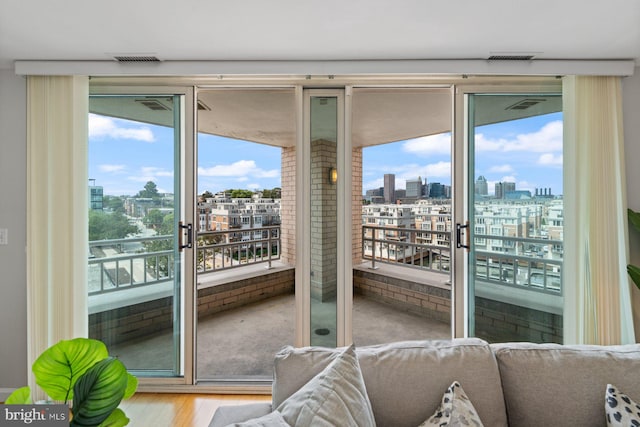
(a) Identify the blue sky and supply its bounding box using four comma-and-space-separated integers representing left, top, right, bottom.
89, 112, 562, 197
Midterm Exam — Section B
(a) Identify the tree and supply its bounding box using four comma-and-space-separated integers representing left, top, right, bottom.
261, 187, 281, 199
144, 209, 166, 229
143, 213, 174, 277
136, 181, 159, 199
89, 210, 139, 241
200, 190, 214, 201
103, 195, 125, 213
230, 189, 254, 198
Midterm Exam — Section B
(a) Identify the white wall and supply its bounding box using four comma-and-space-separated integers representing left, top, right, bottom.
0, 69, 27, 398
622, 67, 640, 341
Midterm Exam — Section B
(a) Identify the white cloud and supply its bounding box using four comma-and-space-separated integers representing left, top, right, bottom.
363, 178, 384, 191
538, 153, 563, 166
198, 160, 279, 179
89, 114, 155, 142
128, 166, 173, 183
500, 175, 517, 182
99, 164, 125, 173
489, 164, 514, 173
247, 183, 261, 190
476, 120, 562, 153
402, 133, 452, 156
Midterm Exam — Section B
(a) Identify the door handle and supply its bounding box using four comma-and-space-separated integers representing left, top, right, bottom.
178, 221, 193, 252
456, 221, 470, 251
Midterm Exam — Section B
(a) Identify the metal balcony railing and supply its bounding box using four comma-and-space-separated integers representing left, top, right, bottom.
362, 225, 451, 273
196, 225, 281, 273
89, 225, 562, 297
88, 226, 282, 295
88, 235, 174, 295
474, 234, 563, 295
362, 225, 563, 295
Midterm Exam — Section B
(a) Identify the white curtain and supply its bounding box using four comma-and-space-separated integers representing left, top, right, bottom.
27, 76, 89, 397
563, 75, 635, 345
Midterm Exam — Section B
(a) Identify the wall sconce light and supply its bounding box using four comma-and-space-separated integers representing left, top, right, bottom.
329, 167, 337, 185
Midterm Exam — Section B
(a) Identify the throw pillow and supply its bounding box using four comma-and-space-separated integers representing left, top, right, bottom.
605, 384, 640, 427
418, 381, 484, 427
275, 344, 376, 427
226, 411, 290, 427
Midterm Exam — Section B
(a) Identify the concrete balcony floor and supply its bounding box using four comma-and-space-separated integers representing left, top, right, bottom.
110, 293, 450, 380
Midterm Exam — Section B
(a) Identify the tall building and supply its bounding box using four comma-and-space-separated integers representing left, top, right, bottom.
428, 182, 445, 198
475, 176, 488, 196
495, 181, 516, 199
405, 176, 422, 199
89, 183, 103, 210
383, 174, 396, 204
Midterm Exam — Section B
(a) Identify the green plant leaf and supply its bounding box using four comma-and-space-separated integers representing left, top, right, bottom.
123, 373, 137, 400
71, 357, 128, 427
5, 386, 32, 404
33, 338, 108, 402
629, 264, 640, 290
97, 409, 130, 427
629, 209, 640, 233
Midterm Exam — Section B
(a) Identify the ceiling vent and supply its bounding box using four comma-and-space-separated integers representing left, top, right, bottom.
135, 99, 170, 111
113, 55, 161, 63
506, 98, 546, 110
488, 54, 536, 61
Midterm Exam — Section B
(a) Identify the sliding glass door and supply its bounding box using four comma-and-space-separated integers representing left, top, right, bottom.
87, 89, 194, 379
464, 92, 564, 343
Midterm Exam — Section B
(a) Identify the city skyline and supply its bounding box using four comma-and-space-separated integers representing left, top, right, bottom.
89, 111, 562, 198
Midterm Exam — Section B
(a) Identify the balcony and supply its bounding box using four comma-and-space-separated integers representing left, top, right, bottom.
88, 224, 563, 379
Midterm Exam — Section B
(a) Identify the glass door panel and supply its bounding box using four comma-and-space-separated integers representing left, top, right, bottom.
88, 94, 187, 375
309, 95, 339, 347
195, 88, 297, 381
351, 87, 453, 345
466, 93, 564, 343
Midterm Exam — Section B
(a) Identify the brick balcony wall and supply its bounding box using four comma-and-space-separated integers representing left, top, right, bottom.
90, 266, 561, 346
354, 268, 563, 343
90, 268, 295, 346
474, 297, 563, 343
353, 268, 451, 323
197, 268, 295, 318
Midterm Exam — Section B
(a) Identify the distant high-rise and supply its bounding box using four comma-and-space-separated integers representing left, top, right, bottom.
475, 176, 488, 196
428, 182, 445, 198
89, 181, 103, 210
495, 181, 516, 199
384, 174, 396, 203
405, 176, 422, 199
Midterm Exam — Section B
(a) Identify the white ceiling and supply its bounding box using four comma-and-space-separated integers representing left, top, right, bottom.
1, 0, 639, 71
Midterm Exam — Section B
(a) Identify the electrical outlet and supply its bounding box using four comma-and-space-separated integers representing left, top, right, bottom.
0, 228, 7, 245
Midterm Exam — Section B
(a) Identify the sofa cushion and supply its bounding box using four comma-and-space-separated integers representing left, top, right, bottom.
492, 342, 640, 427
273, 338, 507, 427
276, 344, 375, 427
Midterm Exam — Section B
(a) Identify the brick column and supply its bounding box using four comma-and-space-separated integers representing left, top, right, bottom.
310, 139, 337, 302
352, 147, 363, 264
281, 147, 296, 266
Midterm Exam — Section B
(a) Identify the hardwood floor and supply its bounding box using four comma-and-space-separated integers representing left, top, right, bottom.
118, 393, 271, 427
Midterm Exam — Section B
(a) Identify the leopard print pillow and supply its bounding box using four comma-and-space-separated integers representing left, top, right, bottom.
605, 384, 640, 427
419, 381, 484, 427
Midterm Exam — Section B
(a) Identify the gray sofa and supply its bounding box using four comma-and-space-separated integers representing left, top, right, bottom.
210, 338, 640, 427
